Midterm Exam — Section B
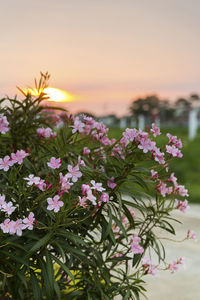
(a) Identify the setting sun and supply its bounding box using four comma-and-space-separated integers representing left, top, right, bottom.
22, 87, 74, 102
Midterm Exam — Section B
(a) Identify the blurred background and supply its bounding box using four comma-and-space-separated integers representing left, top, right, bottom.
1, 1, 200, 298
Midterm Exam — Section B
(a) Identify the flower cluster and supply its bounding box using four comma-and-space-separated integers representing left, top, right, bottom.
37, 127, 57, 138
79, 180, 109, 207
142, 258, 157, 276
0, 150, 29, 172
24, 174, 47, 191
168, 257, 185, 273
131, 234, 144, 254
0, 194, 35, 236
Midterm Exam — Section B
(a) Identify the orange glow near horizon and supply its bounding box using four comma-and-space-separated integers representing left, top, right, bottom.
23, 87, 75, 102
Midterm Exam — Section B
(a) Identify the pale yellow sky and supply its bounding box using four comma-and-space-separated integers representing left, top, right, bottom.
1, 0, 200, 116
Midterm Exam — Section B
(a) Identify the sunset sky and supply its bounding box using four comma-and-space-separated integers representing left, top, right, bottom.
1, 0, 200, 116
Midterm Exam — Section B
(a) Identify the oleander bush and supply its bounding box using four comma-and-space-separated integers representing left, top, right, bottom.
0, 73, 194, 299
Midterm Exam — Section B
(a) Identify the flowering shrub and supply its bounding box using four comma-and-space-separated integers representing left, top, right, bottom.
0, 73, 195, 299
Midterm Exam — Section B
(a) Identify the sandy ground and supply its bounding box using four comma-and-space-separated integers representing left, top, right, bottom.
115, 204, 200, 300
141, 204, 200, 300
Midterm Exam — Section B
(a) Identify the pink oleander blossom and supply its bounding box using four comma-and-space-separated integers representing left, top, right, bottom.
2, 201, 16, 216
0, 219, 11, 233
11, 150, 29, 165
169, 172, 177, 186
151, 169, 158, 179
78, 155, 86, 167
187, 229, 197, 241
83, 147, 90, 155
168, 261, 179, 273
37, 127, 56, 138
131, 234, 144, 254
100, 192, 109, 203
59, 173, 73, 192
71, 118, 85, 134
90, 180, 105, 192
47, 195, 64, 213
166, 145, 183, 158
175, 185, 189, 197
157, 181, 173, 198
123, 128, 138, 142
36, 179, 46, 191
81, 184, 90, 195
142, 258, 157, 276
86, 190, 97, 205
24, 174, 41, 186
0, 155, 12, 171
78, 196, 87, 208
177, 257, 186, 267
47, 157, 61, 169
151, 123, 161, 137
0, 114, 10, 134
176, 199, 190, 213
22, 212, 35, 230
0, 195, 6, 208
107, 177, 117, 189
66, 165, 82, 182
9, 219, 23, 236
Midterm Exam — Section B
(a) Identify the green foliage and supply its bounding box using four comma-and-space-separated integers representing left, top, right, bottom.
0, 75, 189, 299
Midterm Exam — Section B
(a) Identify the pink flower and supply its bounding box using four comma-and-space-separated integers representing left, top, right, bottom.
2, 201, 16, 216
37, 127, 56, 138
22, 212, 35, 230
100, 192, 109, 203
123, 128, 138, 142
0, 155, 12, 171
90, 180, 105, 192
142, 258, 157, 276
81, 184, 90, 195
9, 219, 23, 236
176, 199, 189, 213
60, 173, 73, 192
151, 169, 158, 179
83, 147, 90, 155
168, 261, 179, 273
107, 177, 117, 189
169, 172, 177, 186
47, 157, 61, 169
187, 229, 197, 241
78, 196, 87, 208
24, 174, 41, 186
157, 181, 173, 198
131, 234, 144, 254
175, 185, 189, 197
138, 138, 156, 154
86, 190, 97, 205
78, 155, 86, 167
0, 219, 11, 233
177, 257, 185, 267
166, 145, 183, 158
47, 195, 64, 213
167, 133, 178, 144
66, 165, 82, 182
71, 118, 85, 133
151, 123, 161, 137
0, 114, 9, 134
36, 179, 46, 191
0, 195, 6, 208
11, 150, 29, 165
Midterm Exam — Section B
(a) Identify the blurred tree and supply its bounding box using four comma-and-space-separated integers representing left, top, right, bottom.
175, 97, 191, 109
129, 95, 174, 123
190, 93, 200, 101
